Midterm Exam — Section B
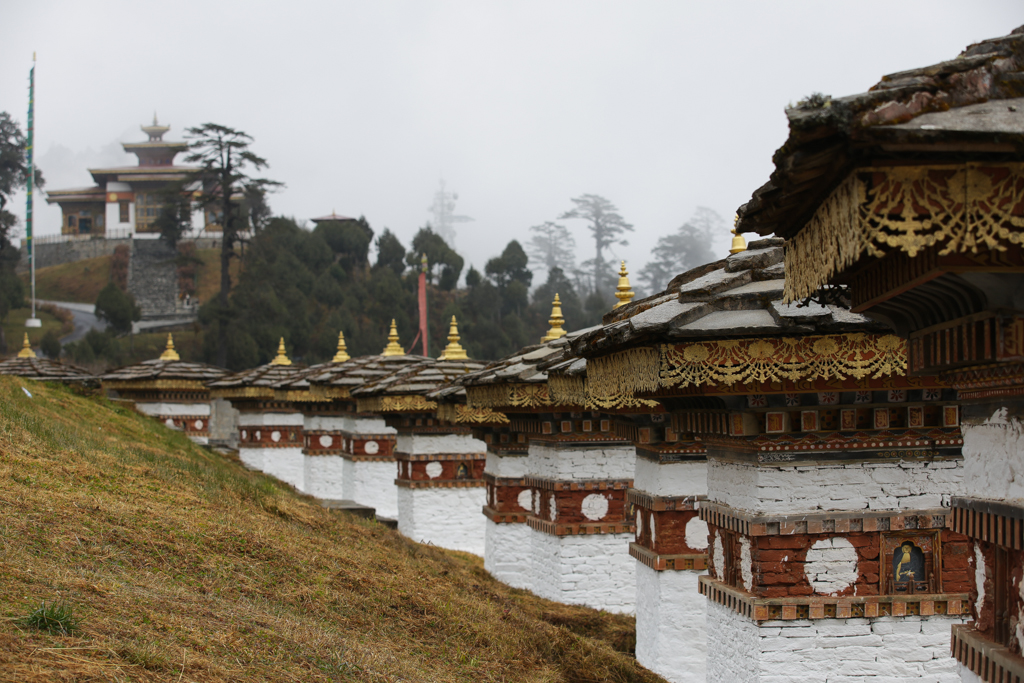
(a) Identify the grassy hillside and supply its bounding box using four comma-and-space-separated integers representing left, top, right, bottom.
1, 308, 68, 356
25, 255, 112, 304
0, 376, 660, 683
24, 247, 237, 308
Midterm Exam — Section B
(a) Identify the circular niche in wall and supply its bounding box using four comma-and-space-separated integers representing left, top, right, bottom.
581, 493, 609, 521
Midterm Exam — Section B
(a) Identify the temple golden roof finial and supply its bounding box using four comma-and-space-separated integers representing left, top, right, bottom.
270, 337, 292, 366
613, 261, 635, 309
541, 294, 567, 343
730, 214, 747, 255
381, 319, 405, 357
159, 333, 180, 361
17, 333, 36, 359
332, 330, 350, 363
438, 316, 469, 360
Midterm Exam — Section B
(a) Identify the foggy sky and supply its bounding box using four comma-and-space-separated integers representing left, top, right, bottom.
2, 2, 1019, 285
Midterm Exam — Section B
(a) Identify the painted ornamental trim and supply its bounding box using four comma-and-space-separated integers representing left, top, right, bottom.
784, 163, 1024, 303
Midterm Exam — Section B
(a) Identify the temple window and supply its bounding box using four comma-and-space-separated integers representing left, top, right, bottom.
119, 201, 129, 223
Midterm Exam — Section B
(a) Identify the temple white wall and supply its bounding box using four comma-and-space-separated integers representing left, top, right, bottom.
484, 519, 532, 590
261, 448, 305, 492
529, 529, 635, 613
961, 409, 1024, 501
343, 415, 394, 434
238, 447, 263, 472
304, 415, 348, 432
484, 452, 528, 478
706, 459, 964, 515
634, 458, 706, 497
397, 486, 486, 555
135, 402, 210, 417
343, 459, 398, 519
303, 455, 346, 500
396, 433, 485, 455
635, 564, 707, 683
527, 442, 634, 481
237, 412, 303, 427
958, 663, 984, 683
705, 600, 964, 683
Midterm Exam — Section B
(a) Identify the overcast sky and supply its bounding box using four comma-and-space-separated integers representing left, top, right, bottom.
2, 2, 1019, 286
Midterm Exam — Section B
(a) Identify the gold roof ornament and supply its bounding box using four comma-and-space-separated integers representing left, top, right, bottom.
381, 319, 406, 357
730, 214, 747, 255
17, 333, 36, 359
332, 330, 350, 363
613, 261, 635, 309
438, 316, 469, 360
540, 294, 567, 343
270, 337, 292, 366
159, 333, 180, 361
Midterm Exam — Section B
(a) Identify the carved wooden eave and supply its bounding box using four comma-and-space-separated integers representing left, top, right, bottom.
435, 402, 509, 425
464, 382, 554, 410
783, 163, 1024, 304
355, 394, 438, 414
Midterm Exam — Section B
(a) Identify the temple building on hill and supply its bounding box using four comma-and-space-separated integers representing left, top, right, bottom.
45, 116, 211, 237
734, 25, 1024, 683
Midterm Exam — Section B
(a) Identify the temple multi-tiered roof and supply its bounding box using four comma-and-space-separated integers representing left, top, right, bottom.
0, 334, 95, 385
45, 115, 206, 236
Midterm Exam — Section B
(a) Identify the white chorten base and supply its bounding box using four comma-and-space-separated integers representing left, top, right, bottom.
705, 599, 964, 683
304, 455, 346, 500
238, 447, 264, 472
262, 447, 306, 492
635, 563, 707, 683
484, 519, 532, 590
343, 458, 398, 519
397, 486, 486, 555
529, 529, 635, 614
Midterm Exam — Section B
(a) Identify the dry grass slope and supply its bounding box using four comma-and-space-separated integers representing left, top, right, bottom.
25, 255, 113, 304
0, 376, 664, 683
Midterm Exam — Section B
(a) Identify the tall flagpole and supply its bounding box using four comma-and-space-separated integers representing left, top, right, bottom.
25, 52, 41, 329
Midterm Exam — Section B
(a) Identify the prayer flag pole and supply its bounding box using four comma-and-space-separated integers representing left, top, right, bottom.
25, 52, 40, 329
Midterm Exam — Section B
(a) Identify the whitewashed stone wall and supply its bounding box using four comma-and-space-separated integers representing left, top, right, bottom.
961, 409, 1024, 502
484, 519, 531, 590
527, 442, 634, 481
304, 415, 348, 432
343, 459, 398, 519
634, 458, 707, 497
261, 448, 305, 492
238, 447, 264, 472
958, 663, 984, 683
397, 486, 486, 555
397, 432, 485, 455
707, 459, 964, 515
484, 451, 528, 478
304, 455, 346, 499
209, 398, 239, 447
635, 564, 707, 683
237, 411, 304, 427
705, 599, 965, 683
529, 529, 635, 613
135, 402, 211, 417
342, 415, 394, 434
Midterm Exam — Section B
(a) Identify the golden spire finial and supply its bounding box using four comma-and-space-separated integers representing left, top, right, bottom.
541, 294, 567, 343
332, 330, 350, 363
613, 261, 635, 309
17, 333, 36, 359
381, 319, 405, 357
159, 333, 180, 361
270, 337, 292, 366
438, 316, 469, 360
730, 214, 747, 255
